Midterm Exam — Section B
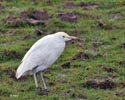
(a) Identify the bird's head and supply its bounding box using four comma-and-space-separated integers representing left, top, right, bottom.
54, 32, 78, 42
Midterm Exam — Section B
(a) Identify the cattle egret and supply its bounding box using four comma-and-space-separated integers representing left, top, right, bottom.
16, 32, 78, 90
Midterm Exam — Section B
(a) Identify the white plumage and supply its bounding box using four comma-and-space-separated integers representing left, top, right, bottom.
16, 32, 78, 89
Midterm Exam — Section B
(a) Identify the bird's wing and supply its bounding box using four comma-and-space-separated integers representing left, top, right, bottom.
22, 35, 51, 62
16, 35, 65, 79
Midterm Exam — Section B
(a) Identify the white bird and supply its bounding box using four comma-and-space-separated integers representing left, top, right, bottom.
16, 32, 78, 90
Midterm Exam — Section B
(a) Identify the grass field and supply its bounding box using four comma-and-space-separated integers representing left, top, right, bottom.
0, 0, 125, 100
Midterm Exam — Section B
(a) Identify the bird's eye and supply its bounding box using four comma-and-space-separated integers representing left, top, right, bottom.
62, 36, 65, 38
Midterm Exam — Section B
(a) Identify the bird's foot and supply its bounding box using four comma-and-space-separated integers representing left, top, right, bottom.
38, 88, 49, 95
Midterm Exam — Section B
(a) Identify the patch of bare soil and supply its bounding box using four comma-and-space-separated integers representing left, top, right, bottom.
102, 66, 116, 73
62, 90, 88, 99
6, 9, 51, 26
61, 62, 71, 68
35, 29, 50, 36
58, 12, 80, 23
79, 2, 99, 9
22, 34, 31, 40
72, 52, 90, 60
120, 43, 125, 48
3, 68, 27, 81
98, 65, 116, 73
119, 61, 125, 66
84, 77, 115, 89
72, 64, 82, 68
119, 82, 125, 88
64, 2, 77, 8
98, 20, 114, 30
20, 9, 51, 20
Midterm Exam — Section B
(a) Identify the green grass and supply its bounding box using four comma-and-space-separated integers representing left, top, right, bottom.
0, 0, 125, 100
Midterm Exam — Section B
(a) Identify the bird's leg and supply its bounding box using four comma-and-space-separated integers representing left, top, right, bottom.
33, 73, 38, 88
40, 72, 47, 90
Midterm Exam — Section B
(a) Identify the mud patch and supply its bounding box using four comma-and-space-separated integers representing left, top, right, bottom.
48, 82, 55, 86
0, 4, 6, 9
22, 34, 31, 40
61, 62, 71, 68
6, 16, 19, 26
35, 29, 50, 36
84, 78, 115, 89
64, 2, 77, 8
62, 90, 87, 99
98, 20, 117, 30
79, 2, 99, 9
120, 43, 125, 48
72, 52, 90, 60
8, 30, 17, 36
119, 61, 125, 66
58, 12, 80, 23
4, 69, 27, 81
119, 82, 125, 88
102, 66, 116, 73
6, 9, 51, 26
20, 9, 51, 20
72, 64, 82, 68
8, 70, 16, 80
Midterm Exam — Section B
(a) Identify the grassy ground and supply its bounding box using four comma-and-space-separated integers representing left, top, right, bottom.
0, 0, 125, 100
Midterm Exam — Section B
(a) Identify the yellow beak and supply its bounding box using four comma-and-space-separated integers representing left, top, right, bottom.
70, 36, 78, 40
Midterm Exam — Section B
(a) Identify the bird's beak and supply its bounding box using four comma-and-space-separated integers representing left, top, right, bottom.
70, 36, 78, 40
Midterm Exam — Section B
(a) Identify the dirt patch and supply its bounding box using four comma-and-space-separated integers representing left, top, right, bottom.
20, 9, 51, 20
98, 20, 112, 30
72, 52, 90, 60
46, 0, 53, 5
120, 43, 125, 48
103, 67, 116, 73
6, 9, 51, 26
4, 69, 27, 81
83, 75, 117, 89
8, 30, 17, 36
102, 66, 116, 73
119, 82, 125, 88
64, 2, 77, 8
61, 62, 71, 68
58, 12, 80, 23
8, 70, 16, 80
22, 34, 31, 40
6, 16, 19, 26
84, 78, 115, 89
79, 2, 99, 9
35, 29, 50, 36
48, 82, 55, 86
0, 4, 6, 9
62, 90, 87, 99
119, 61, 125, 66
92, 42, 104, 48
72, 64, 82, 68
